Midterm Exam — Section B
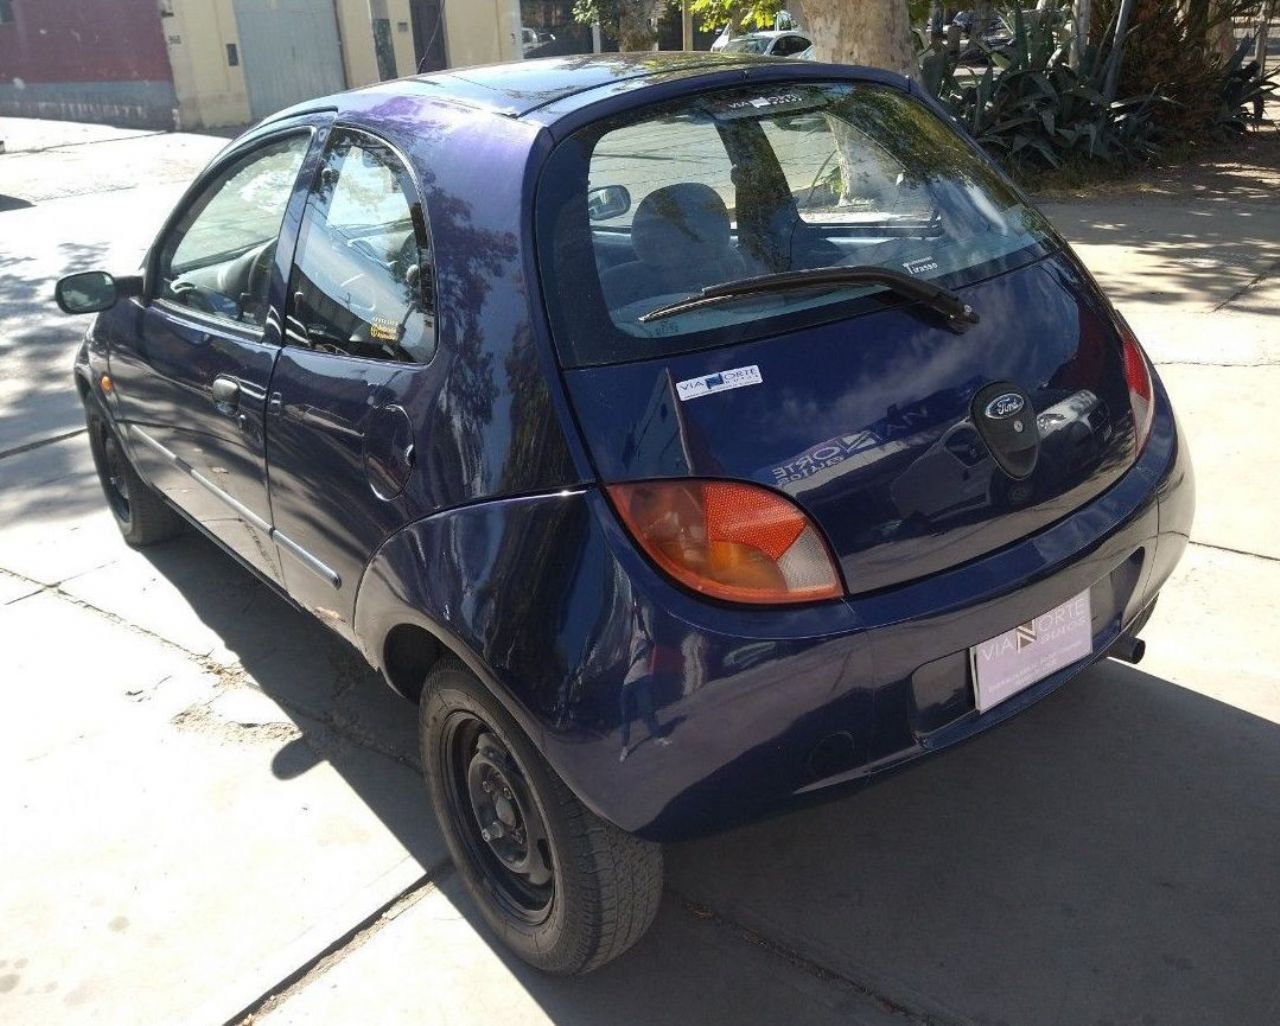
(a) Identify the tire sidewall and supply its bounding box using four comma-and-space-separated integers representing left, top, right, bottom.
420, 668, 584, 971
84, 404, 134, 535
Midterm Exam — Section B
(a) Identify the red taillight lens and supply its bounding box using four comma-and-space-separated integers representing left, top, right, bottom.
606, 480, 843, 605
1121, 325, 1154, 453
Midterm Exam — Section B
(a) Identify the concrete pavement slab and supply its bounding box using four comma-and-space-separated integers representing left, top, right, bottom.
0, 117, 165, 154
1159, 364, 1280, 561
1140, 544, 1280, 724
0, 505, 123, 586
0, 130, 222, 203
49, 523, 419, 762
0, 431, 93, 488
0, 590, 446, 1026
1040, 200, 1280, 317
56, 537, 257, 663
255, 883, 906, 1026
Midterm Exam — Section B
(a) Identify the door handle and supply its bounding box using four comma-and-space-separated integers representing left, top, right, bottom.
211, 375, 241, 409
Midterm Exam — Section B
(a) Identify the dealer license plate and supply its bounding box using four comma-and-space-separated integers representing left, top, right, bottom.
970, 590, 1093, 713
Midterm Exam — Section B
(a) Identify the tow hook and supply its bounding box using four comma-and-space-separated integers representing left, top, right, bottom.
1108, 632, 1146, 665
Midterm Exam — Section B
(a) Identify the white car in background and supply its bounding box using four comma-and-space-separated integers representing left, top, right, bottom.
718, 30, 813, 58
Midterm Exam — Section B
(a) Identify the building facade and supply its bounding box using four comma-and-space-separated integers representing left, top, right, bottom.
0, 0, 178, 129
0, 0, 524, 130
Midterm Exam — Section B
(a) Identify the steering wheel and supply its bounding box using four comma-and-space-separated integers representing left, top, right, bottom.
244, 241, 277, 311
168, 279, 221, 316
392, 232, 421, 291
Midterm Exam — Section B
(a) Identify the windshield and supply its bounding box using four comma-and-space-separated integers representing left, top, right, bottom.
536, 81, 1058, 367
724, 37, 772, 54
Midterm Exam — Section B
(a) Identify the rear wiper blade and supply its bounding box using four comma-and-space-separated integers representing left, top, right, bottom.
637, 265, 980, 332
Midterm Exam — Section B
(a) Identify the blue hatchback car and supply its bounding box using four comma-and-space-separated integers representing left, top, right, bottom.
57, 54, 1193, 974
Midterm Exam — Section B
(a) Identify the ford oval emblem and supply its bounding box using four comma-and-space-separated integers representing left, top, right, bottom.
984, 392, 1025, 420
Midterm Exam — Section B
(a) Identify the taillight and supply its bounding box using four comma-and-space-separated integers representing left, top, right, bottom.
1121, 325, 1154, 453
606, 479, 843, 605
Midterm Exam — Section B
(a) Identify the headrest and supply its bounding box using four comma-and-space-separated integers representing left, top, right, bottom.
631, 183, 732, 271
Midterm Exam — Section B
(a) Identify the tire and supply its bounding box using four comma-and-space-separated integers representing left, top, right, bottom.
85, 404, 183, 547
419, 657, 663, 974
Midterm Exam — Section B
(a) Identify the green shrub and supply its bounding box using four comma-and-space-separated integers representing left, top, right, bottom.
921, 8, 1166, 178
1213, 35, 1280, 137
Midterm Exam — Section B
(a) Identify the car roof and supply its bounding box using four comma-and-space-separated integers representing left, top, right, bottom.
262, 52, 787, 125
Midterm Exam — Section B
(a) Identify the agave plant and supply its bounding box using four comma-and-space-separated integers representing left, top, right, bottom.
921, 6, 1167, 178
1213, 34, 1280, 137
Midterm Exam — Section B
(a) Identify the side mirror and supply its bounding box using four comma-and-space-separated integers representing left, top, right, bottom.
587, 185, 632, 222
55, 271, 135, 314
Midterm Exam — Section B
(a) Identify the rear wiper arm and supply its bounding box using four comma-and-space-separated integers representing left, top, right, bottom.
637, 265, 980, 333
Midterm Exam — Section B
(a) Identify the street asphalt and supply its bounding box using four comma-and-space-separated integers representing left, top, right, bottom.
1, 115, 1277, 1026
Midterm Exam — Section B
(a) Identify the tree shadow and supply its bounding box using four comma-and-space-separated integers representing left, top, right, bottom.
0, 240, 114, 453
1040, 199, 1280, 313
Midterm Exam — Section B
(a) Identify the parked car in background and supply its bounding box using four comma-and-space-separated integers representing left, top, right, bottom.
521, 26, 556, 58
947, 9, 1017, 64
711, 8, 799, 50
721, 30, 813, 57
56, 52, 1192, 977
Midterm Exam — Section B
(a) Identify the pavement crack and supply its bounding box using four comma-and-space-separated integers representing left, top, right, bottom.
1189, 539, 1279, 564
226, 863, 450, 1026
0, 428, 86, 461
3, 130, 166, 156
670, 892, 951, 1026
3, 572, 420, 770
1212, 256, 1280, 311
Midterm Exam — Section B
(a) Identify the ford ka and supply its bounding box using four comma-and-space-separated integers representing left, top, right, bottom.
55, 54, 1194, 974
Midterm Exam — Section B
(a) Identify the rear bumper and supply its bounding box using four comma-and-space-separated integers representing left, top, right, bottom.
548, 373, 1193, 840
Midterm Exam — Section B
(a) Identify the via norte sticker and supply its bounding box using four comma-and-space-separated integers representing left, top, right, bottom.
676, 365, 763, 402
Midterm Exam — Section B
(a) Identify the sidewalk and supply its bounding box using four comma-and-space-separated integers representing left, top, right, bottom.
1, 116, 1278, 1026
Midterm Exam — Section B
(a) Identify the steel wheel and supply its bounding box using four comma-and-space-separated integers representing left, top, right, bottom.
420, 658, 664, 973
442, 711, 555, 924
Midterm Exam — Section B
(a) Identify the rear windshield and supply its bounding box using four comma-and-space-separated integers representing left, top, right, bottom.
536, 81, 1058, 368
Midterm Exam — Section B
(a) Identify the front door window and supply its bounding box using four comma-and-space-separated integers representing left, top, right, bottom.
155, 134, 310, 326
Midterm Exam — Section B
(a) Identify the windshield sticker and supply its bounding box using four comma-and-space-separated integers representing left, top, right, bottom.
902, 256, 939, 276
709, 92, 825, 120
676, 365, 763, 402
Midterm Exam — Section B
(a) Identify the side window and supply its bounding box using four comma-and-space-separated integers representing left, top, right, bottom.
285, 131, 435, 364
157, 134, 310, 326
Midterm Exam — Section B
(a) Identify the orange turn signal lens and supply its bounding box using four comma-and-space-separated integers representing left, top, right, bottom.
1120, 325, 1154, 454
606, 479, 843, 605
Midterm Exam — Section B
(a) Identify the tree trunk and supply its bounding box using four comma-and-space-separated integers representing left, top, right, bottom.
789, 0, 915, 74
722, 3, 746, 41
1070, 0, 1092, 68
1255, 5, 1272, 118
1103, 0, 1140, 102
617, 0, 664, 51
1210, 1, 1239, 60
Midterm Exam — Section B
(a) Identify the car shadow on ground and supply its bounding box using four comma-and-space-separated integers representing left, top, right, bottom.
135, 525, 1280, 1025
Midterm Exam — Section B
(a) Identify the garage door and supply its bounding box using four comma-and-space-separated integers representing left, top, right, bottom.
233, 0, 348, 121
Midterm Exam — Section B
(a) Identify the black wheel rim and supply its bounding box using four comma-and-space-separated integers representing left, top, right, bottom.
100, 426, 132, 523
441, 711, 554, 925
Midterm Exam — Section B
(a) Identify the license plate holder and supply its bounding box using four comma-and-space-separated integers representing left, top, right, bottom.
970, 590, 1093, 713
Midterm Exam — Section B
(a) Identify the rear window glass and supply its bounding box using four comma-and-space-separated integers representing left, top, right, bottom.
536, 81, 1058, 368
